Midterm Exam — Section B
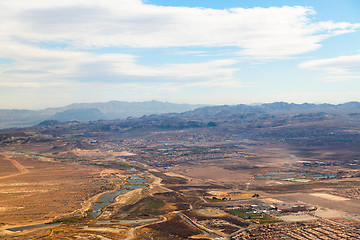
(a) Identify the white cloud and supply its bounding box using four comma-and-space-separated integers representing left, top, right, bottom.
322, 75, 360, 83
1, 1, 358, 57
0, 39, 239, 87
299, 54, 360, 85
299, 54, 360, 74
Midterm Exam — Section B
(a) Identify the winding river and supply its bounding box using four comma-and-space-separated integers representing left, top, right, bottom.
90, 175, 148, 219
5, 175, 148, 232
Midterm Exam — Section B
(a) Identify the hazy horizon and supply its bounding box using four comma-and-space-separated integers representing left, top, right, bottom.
1, 99, 360, 111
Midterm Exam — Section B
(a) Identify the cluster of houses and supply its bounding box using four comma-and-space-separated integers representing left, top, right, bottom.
229, 203, 316, 215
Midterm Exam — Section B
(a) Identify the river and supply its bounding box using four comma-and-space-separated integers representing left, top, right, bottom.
5, 175, 148, 232
90, 175, 148, 219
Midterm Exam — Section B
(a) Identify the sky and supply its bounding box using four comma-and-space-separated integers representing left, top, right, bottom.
1, 0, 360, 109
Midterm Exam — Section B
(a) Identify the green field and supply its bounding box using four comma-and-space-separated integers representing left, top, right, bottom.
227, 208, 282, 224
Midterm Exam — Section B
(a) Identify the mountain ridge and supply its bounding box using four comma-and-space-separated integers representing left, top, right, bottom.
1, 101, 360, 129
0, 100, 205, 129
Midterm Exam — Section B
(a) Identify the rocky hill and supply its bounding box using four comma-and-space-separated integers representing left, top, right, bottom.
1, 101, 360, 151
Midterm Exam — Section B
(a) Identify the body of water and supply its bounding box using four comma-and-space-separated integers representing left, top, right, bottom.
6, 222, 61, 232
256, 172, 338, 180
5, 175, 148, 232
90, 175, 148, 219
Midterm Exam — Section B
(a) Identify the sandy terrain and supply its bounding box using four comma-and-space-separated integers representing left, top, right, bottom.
174, 165, 253, 184
261, 198, 284, 204
147, 174, 171, 195
314, 208, 346, 218
310, 193, 350, 201
115, 151, 136, 156
114, 188, 146, 205
125, 216, 168, 240
0, 158, 18, 177
0, 154, 29, 179
276, 193, 360, 215
0, 153, 110, 227
164, 171, 190, 179
280, 213, 318, 222
82, 226, 125, 234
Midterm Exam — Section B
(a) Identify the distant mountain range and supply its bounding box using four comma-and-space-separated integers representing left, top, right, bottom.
1, 101, 360, 129
173, 101, 360, 121
0, 100, 205, 129
10, 101, 357, 150
117, 101, 360, 131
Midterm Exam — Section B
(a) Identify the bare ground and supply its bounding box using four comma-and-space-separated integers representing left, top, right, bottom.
0, 153, 111, 228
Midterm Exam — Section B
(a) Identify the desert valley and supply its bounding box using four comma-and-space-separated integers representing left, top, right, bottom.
1, 102, 360, 239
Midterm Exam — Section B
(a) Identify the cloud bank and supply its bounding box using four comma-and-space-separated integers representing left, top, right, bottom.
300, 54, 360, 74
3, 1, 358, 55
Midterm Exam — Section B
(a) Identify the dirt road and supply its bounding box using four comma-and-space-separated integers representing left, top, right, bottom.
0, 154, 30, 180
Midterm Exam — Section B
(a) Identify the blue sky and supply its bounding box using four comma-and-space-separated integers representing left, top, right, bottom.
0, 0, 360, 109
